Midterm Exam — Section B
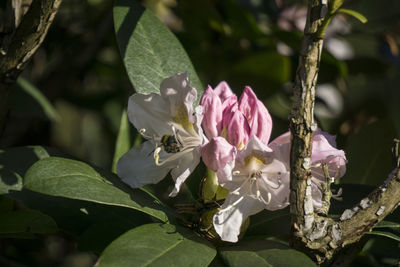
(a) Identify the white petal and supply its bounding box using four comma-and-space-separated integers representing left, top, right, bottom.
169, 147, 201, 197
237, 136, 272, 164
258, 171, 290, 210
127, 93, 171, 137
160, 73, 197, 124
213, 189, 265, 242
117, 141, 176, 188
216, 161, 235, 184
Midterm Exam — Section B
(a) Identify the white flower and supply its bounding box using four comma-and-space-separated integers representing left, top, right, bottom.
117, 73, 205, 197
213, 136, 290, 242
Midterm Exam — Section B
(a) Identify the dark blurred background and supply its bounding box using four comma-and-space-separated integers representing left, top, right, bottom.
1, 0, 400, 266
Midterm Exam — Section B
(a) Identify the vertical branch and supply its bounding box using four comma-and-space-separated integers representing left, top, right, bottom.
288, 1, 400, 264
0, 0, 62, 136
289, 0, 327, 235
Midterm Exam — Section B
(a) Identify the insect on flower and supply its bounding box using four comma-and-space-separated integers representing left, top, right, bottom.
117, 73, 205, 197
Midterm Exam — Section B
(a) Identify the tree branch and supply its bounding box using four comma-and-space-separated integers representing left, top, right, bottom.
0, 0, 62, 136
289, 0, 329, 237
289, 0, 400, 264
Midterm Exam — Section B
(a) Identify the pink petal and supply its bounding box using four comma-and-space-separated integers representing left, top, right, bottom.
223, 106, 250, 148
238, 86, 273, 145
213, 81, 234, 103
311, 130, 345, 165
201, 137, 237, 172
200, 86, 223, 139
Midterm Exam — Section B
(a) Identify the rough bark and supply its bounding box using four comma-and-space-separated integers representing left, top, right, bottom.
0, 0, 62, 136
289, 0, 400, 264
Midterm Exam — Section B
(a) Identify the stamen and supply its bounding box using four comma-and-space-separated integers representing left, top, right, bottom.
218, 196, 244, 213
229, 177, 250, 195
266, 192, 272, 204
154, 147, 162, 166
261, 171, 282, 189
153, 146, 193, 166
233, 170, 241, 176
256, 182, 261, 198
139, 128, 154, 140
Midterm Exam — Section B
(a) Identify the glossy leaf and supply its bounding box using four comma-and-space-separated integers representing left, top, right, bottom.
112, 110, 131, 173
0, 209, 57, 236
24, 157, 169, 222
218, 239, 316, 267
113, 0, 203, 100
8, 189, 150, 238
97, 223, 216, 267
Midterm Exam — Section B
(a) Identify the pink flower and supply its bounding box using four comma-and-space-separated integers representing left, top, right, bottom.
269, 129, 347, 209
212, 136, 290, 242
200, 82, 273, 170
200, 83, 272, 147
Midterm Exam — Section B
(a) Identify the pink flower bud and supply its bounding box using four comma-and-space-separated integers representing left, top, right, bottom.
201, 137, 237, 172
223, 105, 250, 148
238, 86, 273, 145
200, 86, 223, 139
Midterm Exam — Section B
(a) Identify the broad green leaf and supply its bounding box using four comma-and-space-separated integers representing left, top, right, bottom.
0, 209, 57, 235
338, 8, 367, 24
17, 77, 60, 121
113, 0, 203, 100
343, 120, 395, 185
78, 221, 137, 254
112, 110, 131, 173
218, 239, 316, 267
8, 188, 150, 237
24, 157, 169, 222
97, 223, 216, 267
367, 231, 400, 242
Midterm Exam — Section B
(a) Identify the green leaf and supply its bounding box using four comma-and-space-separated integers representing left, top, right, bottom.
24, 157, 169, 222
0, 146, 67, 177
112, 110, 131, 173
367, 231, 400, 242
375, 221, 400, 229
338, 8, 368, 24
0, 168, 23, 194
343, 120, 395, 185
97, 223, 216, 267
218, 239, 316, 267
113, 0, 203, 100
78, 221, 137, 254
0, 209, 57, 235
17, 77, 60, 122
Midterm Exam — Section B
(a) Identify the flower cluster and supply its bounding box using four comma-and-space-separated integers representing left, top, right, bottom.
117, 73, 347, 243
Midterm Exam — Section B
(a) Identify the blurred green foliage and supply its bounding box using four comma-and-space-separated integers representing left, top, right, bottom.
1, 0, 400, 266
